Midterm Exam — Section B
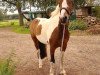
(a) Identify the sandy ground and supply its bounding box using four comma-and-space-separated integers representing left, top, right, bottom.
0, 27, 100, 75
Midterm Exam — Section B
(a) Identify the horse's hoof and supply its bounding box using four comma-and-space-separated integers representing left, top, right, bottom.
50, 73, 54, 75
39, 65, 42, 68
60, 69, 66, 75
59, 73, 66, 75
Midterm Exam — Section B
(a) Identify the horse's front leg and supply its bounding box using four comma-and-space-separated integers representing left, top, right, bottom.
50, 62, 55, 75
50, 47, 56, 75
60, 51, 66, 75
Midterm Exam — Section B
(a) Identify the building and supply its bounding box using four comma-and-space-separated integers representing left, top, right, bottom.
76, 6, 94, 19
22, 10, 47, 19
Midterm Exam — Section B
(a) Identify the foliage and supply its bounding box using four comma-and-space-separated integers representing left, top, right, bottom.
0, 52, 15, 75
2, 0, 25, 26
31, 0, 87, 9
93, 6, 100, 18
74, 0, 96, 8
69, 20, 88, 30
1, 0, 87, 11
0, 10, 4, 21
93, 0, 100, 6
74, 0, 86, 8
31, 0, 56, 10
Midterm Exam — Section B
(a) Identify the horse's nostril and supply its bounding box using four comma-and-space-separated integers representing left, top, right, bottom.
61, 16, 67, 23
64, 16, 67, 20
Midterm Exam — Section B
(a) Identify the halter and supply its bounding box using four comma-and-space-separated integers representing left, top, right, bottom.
60, 7, 70, 15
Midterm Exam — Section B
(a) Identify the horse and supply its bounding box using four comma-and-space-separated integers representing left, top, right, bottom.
29, 0, 73, 75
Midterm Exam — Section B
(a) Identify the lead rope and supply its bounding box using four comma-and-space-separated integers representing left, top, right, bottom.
57, 24, 66, 75
60, 24, 66, 52
60, 24, 66, 68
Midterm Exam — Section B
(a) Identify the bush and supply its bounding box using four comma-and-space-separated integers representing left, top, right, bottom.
0, 57, 15, 75
92, 6, 100, 18
69, 20, 87, 30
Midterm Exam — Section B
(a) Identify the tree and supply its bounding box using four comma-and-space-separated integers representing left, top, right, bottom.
1, 0, 88, 25
94, 0, 100, 6
2, 0, 26, 26
93, 6, 100, 18
31, 0, 56, 10
74, 0, 86, 8
0, 9, 4, 21
2, 0, 56, 25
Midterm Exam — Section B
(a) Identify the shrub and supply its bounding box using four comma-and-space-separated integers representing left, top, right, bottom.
0, 52, 15, 75
69, 20, 87, 30
92, 6, 100, 18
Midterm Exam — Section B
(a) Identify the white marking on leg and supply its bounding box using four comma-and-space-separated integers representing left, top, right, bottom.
60, 51, 66, 75
50, 62, 54, 75
38, 50, 43, 68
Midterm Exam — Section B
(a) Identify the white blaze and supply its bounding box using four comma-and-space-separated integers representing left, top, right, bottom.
60, 0, 68, 18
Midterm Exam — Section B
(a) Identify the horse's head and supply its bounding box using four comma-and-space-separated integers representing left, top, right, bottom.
58, 0, 73, 24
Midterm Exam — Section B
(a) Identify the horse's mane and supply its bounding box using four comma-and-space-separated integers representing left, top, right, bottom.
50, 5, 60, 18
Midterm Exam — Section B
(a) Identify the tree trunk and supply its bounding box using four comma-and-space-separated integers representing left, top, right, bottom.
17, 5, 24, 26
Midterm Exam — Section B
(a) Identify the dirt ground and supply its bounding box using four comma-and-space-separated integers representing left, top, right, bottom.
0, 27, 100, 75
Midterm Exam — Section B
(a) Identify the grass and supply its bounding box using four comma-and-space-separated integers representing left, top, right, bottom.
0, 51, 15, 75
0, 59, 15, 75
0, 20, 30, 34
0, 21, 11, 28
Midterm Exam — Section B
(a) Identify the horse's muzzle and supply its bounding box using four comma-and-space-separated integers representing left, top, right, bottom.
60, 16, 68, 24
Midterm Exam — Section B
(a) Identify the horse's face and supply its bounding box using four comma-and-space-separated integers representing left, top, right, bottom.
58, 0, 73, 24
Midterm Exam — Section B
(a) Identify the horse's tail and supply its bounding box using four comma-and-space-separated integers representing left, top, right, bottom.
39, 42, 47, 59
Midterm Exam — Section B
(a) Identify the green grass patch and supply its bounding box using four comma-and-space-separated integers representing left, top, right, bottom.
0, 50, 16, 75
12, 25, 30, 34
0, 20, 30, 34
0, 59, 15, 75
0, 55, 15, 75
0, 21, 11, 28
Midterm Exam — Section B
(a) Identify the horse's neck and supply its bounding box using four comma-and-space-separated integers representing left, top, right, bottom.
50, 12, 60, 18
50, 5, 60, 18
50, 13, 60, 20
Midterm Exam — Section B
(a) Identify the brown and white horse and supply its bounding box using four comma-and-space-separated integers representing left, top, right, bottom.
30, 0, 73, 75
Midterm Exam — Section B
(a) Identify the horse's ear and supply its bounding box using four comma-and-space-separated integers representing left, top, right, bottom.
56, 0, 62, 7
56, 0, 61, 4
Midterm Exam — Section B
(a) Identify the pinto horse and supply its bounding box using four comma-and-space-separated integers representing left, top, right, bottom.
30, 0, 73, 75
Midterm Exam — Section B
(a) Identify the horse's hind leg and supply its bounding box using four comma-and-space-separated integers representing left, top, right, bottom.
31, 35, 45, 68
31, 35, 39, 50
38, 42, 47, 68
38, 49, 42, 68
